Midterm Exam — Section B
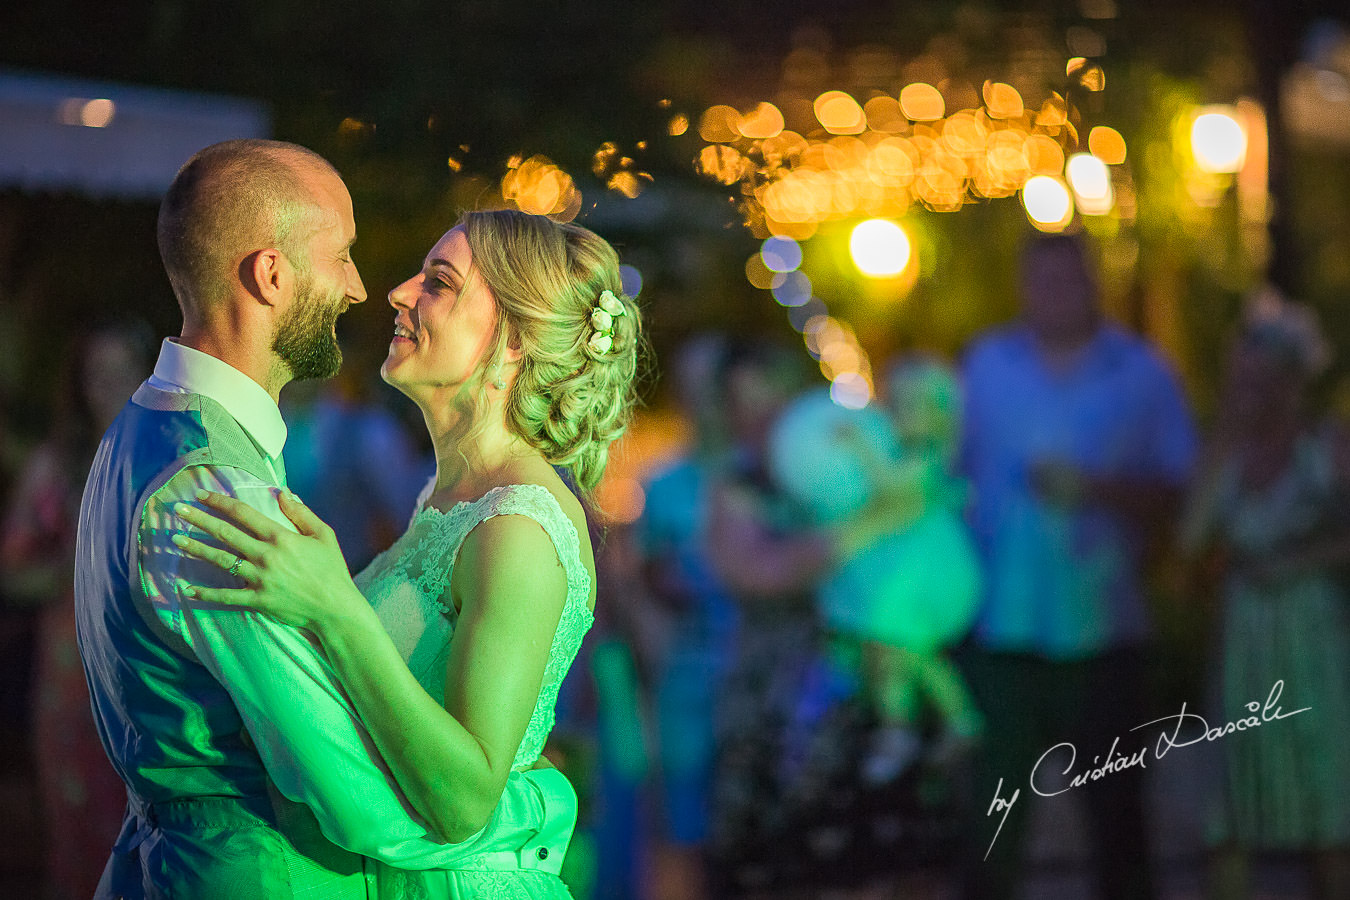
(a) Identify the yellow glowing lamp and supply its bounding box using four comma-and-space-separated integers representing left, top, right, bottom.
1191, 107, 1247, 174
1021, 175, 1073, 231
849, 218, 912, 277
1065, 153, 1113, 215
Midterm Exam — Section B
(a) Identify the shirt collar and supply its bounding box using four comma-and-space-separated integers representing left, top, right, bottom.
147, 338, 288, 459
1014, 322, 1120, 376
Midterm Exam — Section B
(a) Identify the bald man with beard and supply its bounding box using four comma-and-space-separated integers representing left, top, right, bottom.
75, 140, 557, 899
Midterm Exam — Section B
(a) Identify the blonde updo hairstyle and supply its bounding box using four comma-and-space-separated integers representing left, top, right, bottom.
460, 209, 641, 496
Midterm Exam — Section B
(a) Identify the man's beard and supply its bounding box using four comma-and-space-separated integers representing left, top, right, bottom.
273, 271, 346, 381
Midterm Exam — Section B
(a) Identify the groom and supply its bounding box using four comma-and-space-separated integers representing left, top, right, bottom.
75, 139, 567, 899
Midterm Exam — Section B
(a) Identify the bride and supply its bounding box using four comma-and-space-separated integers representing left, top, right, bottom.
171, 209, 641, 897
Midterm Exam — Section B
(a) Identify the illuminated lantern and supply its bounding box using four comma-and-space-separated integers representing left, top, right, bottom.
1021, 175, 1073, 231
1191, 106, 1247, 174
850, 218, 912, 277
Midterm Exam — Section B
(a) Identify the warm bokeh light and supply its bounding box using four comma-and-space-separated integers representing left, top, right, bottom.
699, 105, 742, 142
849, 218, 912, 277
863, 96, 907, 133
814, 91, 867, 134
739, 102, 786, 139
591, 142, 620, 176
1077, 64, 1106, 92
1024, 134, 1066, 175
607, 171, 647, 198
899, 83, 945, 121
868, 138, 918, 186
668, 114, 689, 136
1191, 107, 1247, 173
1088, 126, 1127, 164
594, 475, 645, 524
1021, 175, 1073, 230
942, 111, 988, 156
500, 155, 581, 221
698, 144, 745, 185
760, 236, 803, 272
683, 41, 1131, 407
60, 98, 116, 128
745, 253, 777, 290
1035, 94, 1068, 128
1065, 153, 1114, 215
982, 82, 1024, 119
337, 117, 372, 138
693, 57, 1116, 229
830, 372, 872, 409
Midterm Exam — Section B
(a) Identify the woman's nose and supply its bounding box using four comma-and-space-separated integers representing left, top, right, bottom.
388, 276, 418, 308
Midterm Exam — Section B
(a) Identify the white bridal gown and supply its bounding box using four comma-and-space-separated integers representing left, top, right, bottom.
353, 483, 594, 899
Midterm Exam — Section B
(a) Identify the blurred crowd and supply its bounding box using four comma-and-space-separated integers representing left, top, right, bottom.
3, 232, 1350, 900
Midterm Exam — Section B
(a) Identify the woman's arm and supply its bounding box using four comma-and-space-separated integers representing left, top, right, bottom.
173, 491, 567, 841
319, 514, 566, 840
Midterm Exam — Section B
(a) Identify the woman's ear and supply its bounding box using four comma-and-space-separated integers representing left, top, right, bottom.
503, 328, 523, 364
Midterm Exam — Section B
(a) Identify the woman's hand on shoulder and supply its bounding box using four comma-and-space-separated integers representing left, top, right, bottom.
170, 489, 369, 635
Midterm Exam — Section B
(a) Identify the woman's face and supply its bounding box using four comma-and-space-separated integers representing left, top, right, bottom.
381, 227, 504, 400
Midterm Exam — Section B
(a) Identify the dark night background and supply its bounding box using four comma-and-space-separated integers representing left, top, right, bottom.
3, 2, 1350, 898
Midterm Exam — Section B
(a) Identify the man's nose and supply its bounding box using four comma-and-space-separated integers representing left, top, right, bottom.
347, 265, 368, 304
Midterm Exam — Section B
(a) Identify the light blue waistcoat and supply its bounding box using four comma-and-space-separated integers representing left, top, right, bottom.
74, 383, 367, 899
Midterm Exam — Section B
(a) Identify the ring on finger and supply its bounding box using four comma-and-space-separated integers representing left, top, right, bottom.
227, 555, 244, 577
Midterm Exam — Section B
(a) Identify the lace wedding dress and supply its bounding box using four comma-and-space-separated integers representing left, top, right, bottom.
353, 483, 594, 899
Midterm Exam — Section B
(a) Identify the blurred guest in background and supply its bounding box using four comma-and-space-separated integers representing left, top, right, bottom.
820, 356, 983, 785
958, 233, 1197, 900
1, 321, 151, 900
636, 333, 738, 898
282, 354, 431, 572
702, 339, 832, 894
1180, 290, 1350, 900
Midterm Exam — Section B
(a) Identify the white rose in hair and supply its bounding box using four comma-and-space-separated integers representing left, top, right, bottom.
597, 290, 625, 317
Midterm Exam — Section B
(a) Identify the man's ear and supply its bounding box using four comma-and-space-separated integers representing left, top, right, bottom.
241, 249, 291, 307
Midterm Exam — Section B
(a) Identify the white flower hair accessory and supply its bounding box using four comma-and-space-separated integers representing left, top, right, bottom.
587, 289, 626, 355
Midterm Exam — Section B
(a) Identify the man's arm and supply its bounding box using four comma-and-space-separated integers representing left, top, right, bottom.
141, 464, 548, 868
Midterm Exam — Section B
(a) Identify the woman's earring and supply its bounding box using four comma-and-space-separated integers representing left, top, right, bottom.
491, 369, 506, 390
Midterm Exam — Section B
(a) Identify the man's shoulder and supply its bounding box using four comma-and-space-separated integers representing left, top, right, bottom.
134, 386, 272, 473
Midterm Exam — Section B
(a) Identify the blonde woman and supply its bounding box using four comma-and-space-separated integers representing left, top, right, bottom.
170, 209, 641, 899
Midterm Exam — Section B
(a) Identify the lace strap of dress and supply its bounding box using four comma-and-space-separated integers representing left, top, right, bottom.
472, 484, 590, 596
417, 483, 590, 615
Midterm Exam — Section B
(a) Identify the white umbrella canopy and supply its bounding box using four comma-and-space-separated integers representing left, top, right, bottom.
0, 68, 268, 199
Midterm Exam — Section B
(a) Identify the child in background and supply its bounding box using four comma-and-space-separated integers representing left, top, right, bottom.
824, 356, 984, 784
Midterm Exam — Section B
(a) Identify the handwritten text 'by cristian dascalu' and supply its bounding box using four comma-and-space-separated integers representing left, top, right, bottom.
983, 679, 1310, 860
